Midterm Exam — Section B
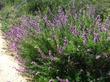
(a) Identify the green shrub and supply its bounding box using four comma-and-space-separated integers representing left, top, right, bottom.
6, 9, 110, 81
4, 0, 110, 82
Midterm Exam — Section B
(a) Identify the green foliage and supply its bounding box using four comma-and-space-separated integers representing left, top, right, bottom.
1, 0, 110, 15
17, 14, 110, 81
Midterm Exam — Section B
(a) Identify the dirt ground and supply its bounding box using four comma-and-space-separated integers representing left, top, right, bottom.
0, 23, 28, 82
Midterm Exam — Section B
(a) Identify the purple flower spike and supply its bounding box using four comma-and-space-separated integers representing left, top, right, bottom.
94, 33, 100, 43
29, 19, 41, 33
95, 15, 103, 32
82, 32, 88, 45
53, 9, 68, 27
10, 42, 18, 51
44, 16, 54, 27
44, 9, 67, 28
6, 26, 26, 42
58, 10, 68, 25
95, 15, 102, 23
70, 26, 79, 36
53, 17, 61, 27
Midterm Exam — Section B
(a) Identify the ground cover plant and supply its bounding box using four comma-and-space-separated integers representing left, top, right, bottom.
1, 0, 110, 82
5, 7, 110, 82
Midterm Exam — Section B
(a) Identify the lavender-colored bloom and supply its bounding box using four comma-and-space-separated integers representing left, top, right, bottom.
29, 19, 41, 33
52, 9, 68, 27
10, 42, 18, 51
44, 9, 67, 28
53, 17, 62, 27
6, 25, 27, 54
21, 16, 41, 33
47, 20, 55, 27
94, 33, 100, 43
14, 66, 26, 73
43, 16, 54, 27
82, 32, 88, 45
70, 26, 79, 36
6, 26, 26, 42
95, 15, 103, 32
29, 19, 38, 27
58, 10, 68, 25
95, 15, 102, 23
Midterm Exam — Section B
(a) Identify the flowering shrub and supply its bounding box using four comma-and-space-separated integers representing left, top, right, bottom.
6, 8, 110, 82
